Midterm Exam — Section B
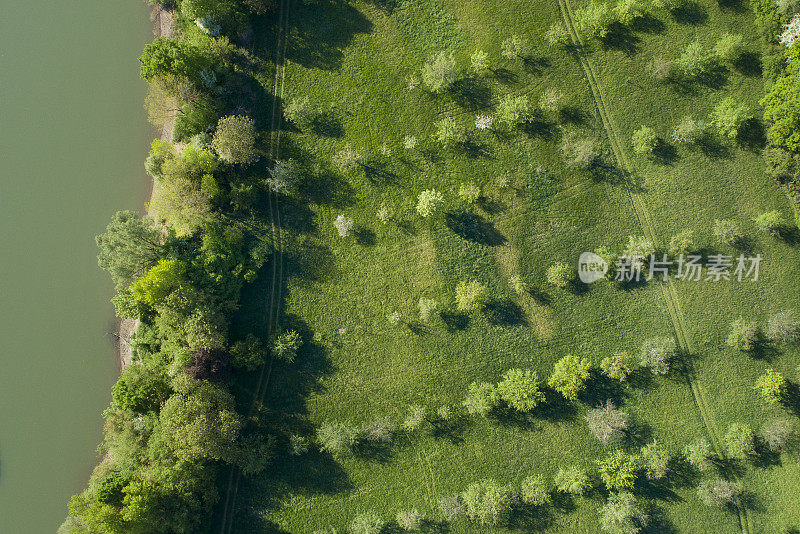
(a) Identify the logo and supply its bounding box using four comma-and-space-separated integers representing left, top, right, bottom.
578, 252, 608, 284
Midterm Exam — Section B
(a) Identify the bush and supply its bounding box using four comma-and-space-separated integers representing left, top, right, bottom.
683, 438, 715, 471
766, 309, 800, 343
561, 133, 601, 169
639, 441, 669, 480
586, 400, 629, 445
546, 262, 573, 288
671, 116, 704, 144
396, 509, 424, 531
631, 126, 658, 155
471, 49, 490, 74
575, 1, 615, 39
421, 51, 458, 93
713, 218, 744, 245
639, 336, 676, 375
416, 189, 445, 218
597, 450, 638, 491
496, 368, 545, 412
212, 115, 258, 165
759, 418, 797, 452
455, 280, 489, 311
697, 478, 741, 507
434, 117, 467, 146
501, 34, 531, 59
495, 95, 531, 128
724, 422, 756, 459
713, 33, 744, 62
418, 297, 440, 322
548, 354, 592, 400
463, 381, 500, 416
598, 492, 648, 534
317, 421, 358, 455
754, 368, 788, 404
462, 479, 516, 526
754, 210, 786, 235
521, 474, 552, 506
601, 352, 633, 381
349, 512, 385, 534
554, 466, 591, 495
668, 229, 695, 255
709, 97, 749, 139
726, 317, 759, 351
439, 495, 466, 521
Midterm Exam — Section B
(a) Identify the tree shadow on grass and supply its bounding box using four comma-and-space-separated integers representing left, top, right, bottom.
537, 390, 579, 423
640, 506, 679, 534
483, 299, 527, 326
733, 52, 762, 77
299, 168, 356, 208
354, 226, 376, 246
522, 55, 552, 75
630, 13, 667, 34
717, 0, 747, 12
736, 118, 767, 152
652, 140, 680, 165
696, 134, 732, 159
781, 382, 800, 418
491, 67, 518, 84
449, 76, 493, 110
558, 106, 589, 126
600, 23, 641, 56
311, 111, 344, 138
445, 211, 507, 246
429, 414, 472, 445
510, 502, 556, 531
580, 371, 628, 407
440, 310, 470, 331
671, 2, 708, 24
520, 112, 559, 141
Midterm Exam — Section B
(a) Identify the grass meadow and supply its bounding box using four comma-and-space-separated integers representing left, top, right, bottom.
227, 0, 800, 531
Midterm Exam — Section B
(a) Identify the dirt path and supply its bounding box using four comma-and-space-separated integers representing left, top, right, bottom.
556, 1, 752, 531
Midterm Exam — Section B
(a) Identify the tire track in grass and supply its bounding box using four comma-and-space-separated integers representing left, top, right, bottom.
218, 0, 290, 531
555, 1, 751, 531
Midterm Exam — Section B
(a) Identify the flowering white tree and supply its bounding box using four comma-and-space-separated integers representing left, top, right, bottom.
779, 14, 800, 47
403, 135, 418, 149
333, 214, 354, 237
475, 115, 493, 130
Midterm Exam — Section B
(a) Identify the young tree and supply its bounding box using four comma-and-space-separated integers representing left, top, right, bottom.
402, 404, 427, 432
598, 492, 649, 534
521, 475, 552, 506
439, 495, 466, 521
496, 368, 545, 412
600, 352, 633, 381
713, 33, 744, 63
622, 235, 655, 268
713, 218, 744, 246
648, 56, 674, 81
759, 418, 797, 452
360, 417, 396, 442
495, 95, 531, 128
639, 337, 676, 375
724, 422, 756, 460
761, 60, 800, 152
726, 317, 759, 352
561, 133, 601, 169
597, 450, 638, 491
139, 37, 209, 84
96, 211, 162, 290
267, 159, 303, 194
461, 479, 516, 526
334, 144, 363, 173
471, 49, 490, 74
463, 381, 500, 416
671, 116, 704, 144
539, 87, 565, 112
418, 297, 440, 322
458, 182, 481, 204
545, 22, 571, 46
668, 229, 695, 255
575, 1, 615, 39
754, 368, 788, 404
766, 310, 800, 344
334, 214, 355, 237
614, 0, 646, 25
675, 40, 711, 78
709, 97, 749, 139
501, 34, 531, 59
586, 400, 629, 445
554, 466, 591, 495
631, 126, 658, 155
753, 210, 786, 236
284, 96, 315, 129
697, 478, 741, 507
272, 330, 302, 362
683, 438, 715, 471
317, 421, 358, 455
639, 441, 669, 480
416, 189, 445, 218
349, 512, 385, 534
455, 280, 489, 312
396, 509, 424, 531
434, 117, 467, 146
548, 354, 592, 401
421, 51, 458, 93
546, 262, 573, 288
212, 115, 258, 165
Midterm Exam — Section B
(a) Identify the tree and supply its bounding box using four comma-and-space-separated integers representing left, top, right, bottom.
267, 159, 303, 194
631, 126, 658, 155
575, 1, 615, 39
139, 37, 209, 84
212, 115, 257, 164
639, 337, 676, 375
317, 421, 358, 455
421, 51, 458, 93
546, 262, 573, 288
546, 22, 571, 46
714, 33, 744, 62
639, 441, 669, 480
755, 368, 788, 404
548, 354, 592, 400
455, 280, 489, 311
761, 60, 800, 152
754, 210, 786, 236
586, 400, 629, 445
601, 352, 633, 381
439, 495, 466, 521
334, 214, 354, 237
763, 146, 799, 183
458, 182, 481, 204
334, 144, 363, 172
766, 310, 800, 344
501, 34, 531, 59
671, 116, 703, 144
112, 365, 171, 413
668, 229, 694, 255
402, 404, 427, 432
726, 317, 759, 352
284, 96, 315, 129
418, 297, 440, 322
724, 422, 755, 459
495, 95, 531, 128
349, 512, 385, 534
521, 475, 552, 506
697, 477, 741, 507
713, 218, 743, 246
463, 381, 500, 416
598, 450, 638, 491
462, 479, 516, 526
272, 330, 302, 362
598, 492, 648, 534
130, 259, 186, 308
471, 49, 490, 73
185, 348, 230, 381
434, 117, 467, 146
675, 41, 711, 78
554, 466, 590, 495
96, 211, 162, 290
759, 418, 797, 452
496, 368, 545, 412
396, 509, 424, 531
539, 87, 565, 112
709, 97, 749, 139
360, 417, 395, 442
614, 0, 646, 25
622, 235, 654, 268
416, 189, 445, 218
683, 438, 715, 471
148, 175, 212, 237
561, 133, 601, 169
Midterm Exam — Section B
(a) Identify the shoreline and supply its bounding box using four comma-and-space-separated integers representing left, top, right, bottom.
115, 5, 175, 369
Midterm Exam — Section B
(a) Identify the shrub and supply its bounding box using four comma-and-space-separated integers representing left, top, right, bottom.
671, 116, 704, 144
334, 214, 355, 237
614, 0, 646, 25
521, 475, 552, 506
724, 423, 756, 459
458, 182, 481, 203
495, 95, 531, 128
639, 337, 676, 375
713, 218, 743, 246
726, 317, 759, 351
683, 438, 715, 471
475, 114, 493, 130
639, 441, 669, 480
554, 466, 591, 495
754, 210, 786, 235
501, 34, 531, 59
601, 352, 633, 381
548, 354, 592, 400
709, 97, 749, 139
418, 297, 440, 322
416, 189, 445, 218
402, 404, 427, 432
284, 96, 315, 128
539, 87, 565, 112
575, 1, 615, 39
766, 310, 800, 343
349, 512, 385, 534
434, 117, 467, 146
439, 495, 466, 521
463, 381, 500, 416
471, 49, 490, 73
462, 479, 516, 526
396, 509, 424, 531
561, 133, 601, 169
586, 400, 629, 445
668, 229, 695, 255
631, 126, 658, 155
697, 478, 741, 507
421, 51, 458, 93
546, 262, 573, 288
597, 450, 638, 491
676, 41, 711, 78
455, 280, 489, 311
497, 368, 545, 412
754, 368, 788, 404
759, 418, 797, 452
317, 421, 358, 455
212, 115, 258, 165
714, 33, 744, 62
598, 492, 648, 534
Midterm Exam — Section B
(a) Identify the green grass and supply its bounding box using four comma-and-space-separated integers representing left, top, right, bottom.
229, 0, 800, 531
